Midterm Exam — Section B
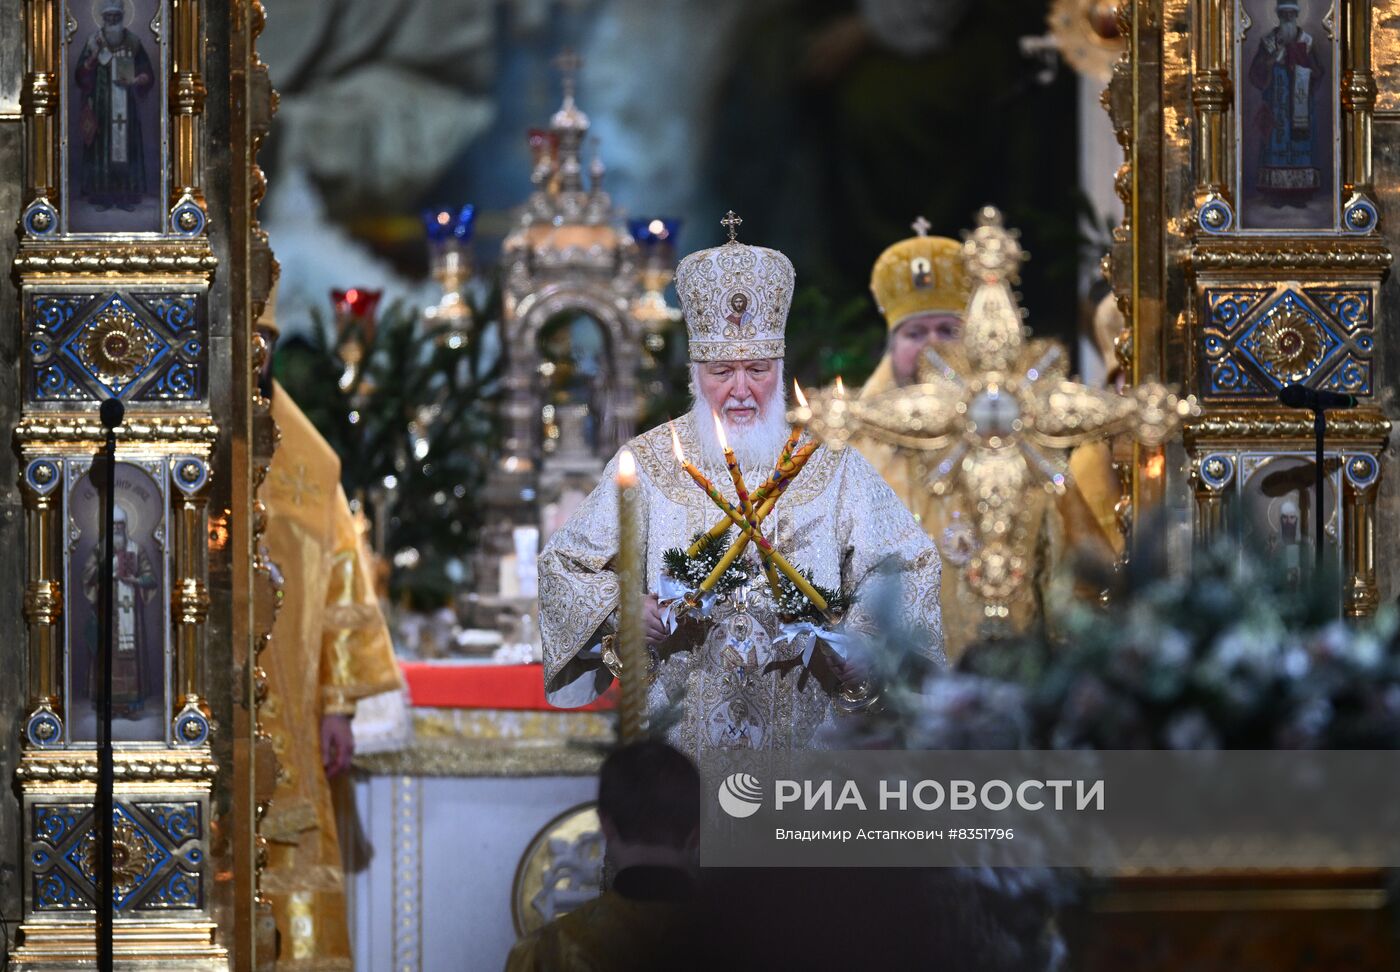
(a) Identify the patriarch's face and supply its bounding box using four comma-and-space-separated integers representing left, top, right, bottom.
695, 359, 780, 428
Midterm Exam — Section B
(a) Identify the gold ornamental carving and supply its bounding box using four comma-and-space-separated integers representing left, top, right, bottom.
1049, 0, 1127, 83
1116, 0, 1391, 620
10, 0, 259, 968
1190, 239, 1392, 273
15, 754, 219, 784
355, 741, 606, 779
1183, 411, 1390, 449
14, 241, 218, 277
15, 415, 220, 445
22, 580, 61, 627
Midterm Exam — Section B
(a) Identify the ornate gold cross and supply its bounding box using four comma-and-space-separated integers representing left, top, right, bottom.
791, 207, 1195, 629
721, 210, 743, 243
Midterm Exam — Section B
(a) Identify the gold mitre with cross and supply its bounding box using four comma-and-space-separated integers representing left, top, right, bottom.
869, 216, 972, 331
676, 210, 794, 362
792, 206, 1196, 626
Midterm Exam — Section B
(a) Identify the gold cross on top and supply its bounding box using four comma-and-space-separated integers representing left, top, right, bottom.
553, 48, 581, 80
553, 48, 581, 98
721, 210, 743, 243
911, 215, 931, 237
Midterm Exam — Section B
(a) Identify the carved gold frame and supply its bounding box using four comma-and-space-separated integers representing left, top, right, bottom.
20, 0, 208, 238
9, 0, 279, 966
1106, 0, 1388, 615
12, 436, 226, 967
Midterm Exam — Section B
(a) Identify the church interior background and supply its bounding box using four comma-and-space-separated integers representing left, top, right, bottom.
1, 0, 1400, 968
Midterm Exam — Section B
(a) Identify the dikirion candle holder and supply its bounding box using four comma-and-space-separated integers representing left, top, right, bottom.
422, 204, 476, 349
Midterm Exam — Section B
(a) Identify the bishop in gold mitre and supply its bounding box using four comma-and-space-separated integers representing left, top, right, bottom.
852, 219, 1119, 659
258, 292, 402, 970
540, 213, 944, 757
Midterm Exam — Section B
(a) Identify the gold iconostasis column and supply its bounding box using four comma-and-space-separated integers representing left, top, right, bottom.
3, 0, 278, 967
1107, 0, 1390, 612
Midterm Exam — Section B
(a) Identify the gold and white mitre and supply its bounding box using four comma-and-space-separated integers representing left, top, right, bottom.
676, 210, 794, 361
868, 217, 971, 333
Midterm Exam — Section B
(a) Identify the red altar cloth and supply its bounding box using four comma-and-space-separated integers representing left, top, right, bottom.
399, 662, 617, 712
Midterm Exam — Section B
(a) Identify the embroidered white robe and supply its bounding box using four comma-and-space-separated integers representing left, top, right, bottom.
539, 413, 945, 757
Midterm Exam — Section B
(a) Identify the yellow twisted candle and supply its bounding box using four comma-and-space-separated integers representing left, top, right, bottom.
697, 444, 816, 592
670, 424, 828, 612
615, 449, 646, 742
699, 487, 779, 592
688, 439, 818, 555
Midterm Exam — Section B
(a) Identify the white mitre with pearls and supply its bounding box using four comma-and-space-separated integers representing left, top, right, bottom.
676, 211, 794, 362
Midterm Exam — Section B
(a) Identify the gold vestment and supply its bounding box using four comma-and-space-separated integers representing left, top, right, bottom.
539, 414, 944, 757
853, 357, 1120, 659
262, 383, 402, 970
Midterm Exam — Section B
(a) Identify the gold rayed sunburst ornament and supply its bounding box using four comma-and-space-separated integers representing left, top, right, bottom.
1246, 306, 1328, 383
790, 206, 1197, 631
77, 304, 160, 387
78, 817, 157, 896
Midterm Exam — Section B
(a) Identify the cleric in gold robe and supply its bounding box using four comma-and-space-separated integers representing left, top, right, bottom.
853, 221, 1118, 658
259, 301, 402, 970
540, 215, 944, 757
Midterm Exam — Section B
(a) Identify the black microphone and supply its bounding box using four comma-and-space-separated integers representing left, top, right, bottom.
1278, 384, 1357, 411
99, 397, 125, 429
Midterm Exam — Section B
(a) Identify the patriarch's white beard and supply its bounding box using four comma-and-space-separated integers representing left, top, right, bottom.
689, 364, 790, 471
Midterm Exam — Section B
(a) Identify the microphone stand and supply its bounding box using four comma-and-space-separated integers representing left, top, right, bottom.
1311, 404, 1325, 577
1279, 384, 1354, 601
96, 397, 123, 972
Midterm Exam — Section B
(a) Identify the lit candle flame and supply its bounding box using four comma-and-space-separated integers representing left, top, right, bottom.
793, 379, 807, 409
712, 412, 730, 452
669, 422, 685, 463
617, 448, 637, 484
833, 376, 846, 398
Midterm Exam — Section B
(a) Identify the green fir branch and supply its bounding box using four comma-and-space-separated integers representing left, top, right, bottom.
272, 290, 502, 608
776, 568, 848, 624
